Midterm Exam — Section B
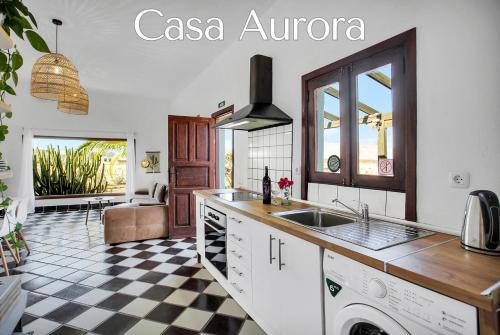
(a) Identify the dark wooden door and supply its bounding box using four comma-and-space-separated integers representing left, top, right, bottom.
168, 115, 215, 238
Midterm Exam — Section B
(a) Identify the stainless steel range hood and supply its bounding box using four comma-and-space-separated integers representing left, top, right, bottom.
213, 55, 292, 131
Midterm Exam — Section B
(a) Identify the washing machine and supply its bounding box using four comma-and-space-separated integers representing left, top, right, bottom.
323, 250, 478, 335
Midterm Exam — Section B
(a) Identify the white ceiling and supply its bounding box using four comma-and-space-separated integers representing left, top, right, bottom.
16, 0, 276, 100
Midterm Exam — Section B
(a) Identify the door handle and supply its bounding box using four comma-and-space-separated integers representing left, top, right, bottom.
230, 282, 244, 293
278, 239, 285, 271
269, 234, 276, 264
230, 266, 243, 277
230, 233, 243, 242
230, 250, 243, 259
230, 217, 243, 223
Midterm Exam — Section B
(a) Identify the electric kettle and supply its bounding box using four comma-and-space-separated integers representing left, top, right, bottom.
461, 190, 500, 255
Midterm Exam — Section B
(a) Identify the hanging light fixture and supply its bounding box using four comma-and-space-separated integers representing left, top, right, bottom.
31, 19, 80, 101
57, 85, 88, 115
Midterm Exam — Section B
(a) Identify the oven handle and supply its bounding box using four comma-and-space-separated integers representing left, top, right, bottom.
204, 219, 225, 234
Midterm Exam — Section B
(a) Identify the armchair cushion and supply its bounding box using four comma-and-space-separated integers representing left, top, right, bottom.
153, 184, 167, 203
149, 183, 158, 197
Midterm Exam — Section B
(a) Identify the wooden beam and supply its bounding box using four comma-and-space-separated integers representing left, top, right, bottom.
367, 71, 392, 89
323, 87, 379, 115
323, 111, 339, 121
324, 112, 392, 129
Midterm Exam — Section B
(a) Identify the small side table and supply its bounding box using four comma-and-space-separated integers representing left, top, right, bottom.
84, 196, 115, 225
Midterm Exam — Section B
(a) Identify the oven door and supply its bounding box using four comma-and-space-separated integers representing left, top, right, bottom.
204, 219, 227, 278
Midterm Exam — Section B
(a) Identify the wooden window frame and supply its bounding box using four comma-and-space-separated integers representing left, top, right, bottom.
33, 135, 128, 199
212, 105, 234, 189
301, 28, 417, 221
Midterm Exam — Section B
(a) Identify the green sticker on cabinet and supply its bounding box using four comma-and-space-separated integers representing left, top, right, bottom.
326, 278, 342, 298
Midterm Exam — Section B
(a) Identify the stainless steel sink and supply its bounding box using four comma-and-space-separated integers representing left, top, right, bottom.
271, 208, 434, 251
272, 208, 356, 228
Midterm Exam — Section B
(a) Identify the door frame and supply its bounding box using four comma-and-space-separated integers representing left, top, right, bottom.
212, 105, 234, 189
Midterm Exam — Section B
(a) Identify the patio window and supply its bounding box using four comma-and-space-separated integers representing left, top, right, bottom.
32, 136, 127, 197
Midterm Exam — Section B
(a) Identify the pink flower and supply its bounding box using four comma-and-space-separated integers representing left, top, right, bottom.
277, 177, 294, 189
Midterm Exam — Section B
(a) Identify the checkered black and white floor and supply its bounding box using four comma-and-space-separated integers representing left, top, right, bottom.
2, 210, 265, 335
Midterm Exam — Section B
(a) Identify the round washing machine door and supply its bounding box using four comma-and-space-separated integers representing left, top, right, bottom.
332, 304, 410, 335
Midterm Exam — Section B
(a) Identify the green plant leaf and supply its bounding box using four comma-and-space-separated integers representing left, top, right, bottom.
13, 0, 29, 16
0, 52, 7, 72
12, 15, 32, 30
12, 71, 18, 86
5, 112, 12, 118
6, 19, 24, 39
27, 12, 38, 28
4, 84, 15, 95
11, 51, 23, 70
25, 30, 50, 53
2, 24, 10, 35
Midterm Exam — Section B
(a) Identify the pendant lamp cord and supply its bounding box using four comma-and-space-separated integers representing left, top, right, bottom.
55, 24, 58, 54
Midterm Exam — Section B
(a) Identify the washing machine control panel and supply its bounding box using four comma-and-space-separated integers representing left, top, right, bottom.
324, 250, 478, 335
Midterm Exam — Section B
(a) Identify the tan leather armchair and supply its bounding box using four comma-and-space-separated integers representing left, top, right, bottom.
104, 204, 169, 244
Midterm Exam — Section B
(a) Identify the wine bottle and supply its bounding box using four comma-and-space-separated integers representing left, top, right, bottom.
263, 166, 271, 204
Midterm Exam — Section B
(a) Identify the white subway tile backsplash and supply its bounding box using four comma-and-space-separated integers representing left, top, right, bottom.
318, 184, 338, 205
284, 145, 292, 158
307, 183, 319, 202
276, 158, 283, 170
276, 146, 284, 158
247, 125, 293, 192
386, 191, 406, 219
307, 183, 407, 221
337, 186, 360, 208
276, 133, 284, 145
270, 146, 276, 157
284, 158, 292, 169
360, 188, 387, 216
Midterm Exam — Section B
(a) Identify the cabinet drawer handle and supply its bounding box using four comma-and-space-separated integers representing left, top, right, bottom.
230, 250, 243, 259
279, 239, 285, 271
269, 234, 276, 264
230, 266, 243, 277
230, 282, 244, 293
230, 233, 243, 242
230, 217, 243, 223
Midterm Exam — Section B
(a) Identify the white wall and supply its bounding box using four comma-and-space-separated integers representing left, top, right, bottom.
169, 0, 500, 231
1, 77, 170, 196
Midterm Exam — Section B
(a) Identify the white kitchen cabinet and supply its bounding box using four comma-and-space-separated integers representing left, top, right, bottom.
251, 222, 323, 335
227, 212, 254, 306
195, 195, 205, 258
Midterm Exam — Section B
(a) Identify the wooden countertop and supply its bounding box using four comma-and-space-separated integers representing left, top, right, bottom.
194, 189, 500, 313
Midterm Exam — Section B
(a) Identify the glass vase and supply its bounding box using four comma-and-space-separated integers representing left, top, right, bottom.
281, 187, 291, 206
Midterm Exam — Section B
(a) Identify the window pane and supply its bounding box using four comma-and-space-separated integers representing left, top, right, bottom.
216, 113, 233, 189
356, 63, 394, 176
315, 82, 341, 173
32, 137, 127, 195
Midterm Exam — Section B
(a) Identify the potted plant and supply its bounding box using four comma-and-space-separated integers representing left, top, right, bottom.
0, 0, 48, 250
0, 0, 50, 52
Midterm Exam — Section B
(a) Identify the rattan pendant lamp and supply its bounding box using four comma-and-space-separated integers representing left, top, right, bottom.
30, 19, 80, 101
58, 85, 89, 115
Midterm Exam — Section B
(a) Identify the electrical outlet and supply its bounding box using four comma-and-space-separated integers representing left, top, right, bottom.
449, 172, 470, 188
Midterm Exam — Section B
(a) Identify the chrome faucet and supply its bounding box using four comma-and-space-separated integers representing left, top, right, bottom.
332, 199, 369, 222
